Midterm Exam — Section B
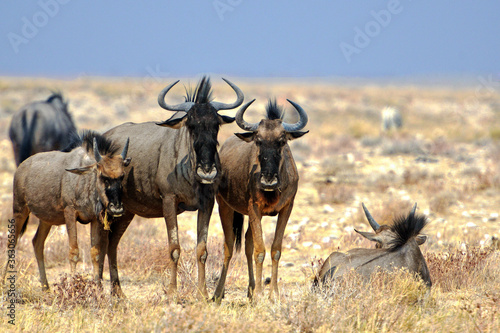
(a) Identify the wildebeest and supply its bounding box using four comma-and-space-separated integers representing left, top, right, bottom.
381, 106, 402, 132
103, 77, 244, 298
9, 92, 77, 166
212, 99, 308, 302
315, 203, 431, 288
3, 131, 130, 290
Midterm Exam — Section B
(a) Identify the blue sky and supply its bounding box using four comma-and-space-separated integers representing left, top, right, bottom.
1, 1, 499, 78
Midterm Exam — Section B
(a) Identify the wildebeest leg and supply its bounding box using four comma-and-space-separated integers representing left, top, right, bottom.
32, 221, 52, 290
212, 199, 235, 304
269, 202, 294, 301
245, 224, 255, 298
196, 195, 214, 300
163, 195, 180, 298
90, 219, 108, 284
64, 207, 79, 274
248, 207, 265, 299
107, 211, 134, 298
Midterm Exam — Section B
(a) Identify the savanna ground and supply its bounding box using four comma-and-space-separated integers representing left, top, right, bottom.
0, 76, 499, 332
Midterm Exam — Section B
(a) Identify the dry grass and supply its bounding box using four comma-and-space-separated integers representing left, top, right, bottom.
1, 77, 500, 332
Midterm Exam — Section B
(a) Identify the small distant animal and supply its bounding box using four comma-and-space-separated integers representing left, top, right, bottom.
381, 106, 402, 132
315, 203, 431, 288
212, 99, 308, 302
9, 92, 77, 166
4, 131, 130, 291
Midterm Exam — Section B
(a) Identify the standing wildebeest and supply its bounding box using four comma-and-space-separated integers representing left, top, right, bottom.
9, 92, 77, 166
381, 106, 402, 132
103, 77, 244, 298
4, 131, 130, 290
212, 99, 308, 302
316, 203, 431, 288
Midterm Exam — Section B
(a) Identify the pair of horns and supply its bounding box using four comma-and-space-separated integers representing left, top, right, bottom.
235, 99, 308, 132
93, 138, 129, 163
157, 78, 244, 112
362, 202, 417, 231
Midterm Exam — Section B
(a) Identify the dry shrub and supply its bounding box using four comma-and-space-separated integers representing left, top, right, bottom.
429, 190, 457, 214
295, 269, 429, 332
316, 183, 355, 205
425, 246, 494, 292
381, 138, 426, 156
403, 168, 428, 185
423, 177, 446, 194
320, 135, 356, 155
475, 168, 500, 190
118, 242, 169, 277
427, 136, 456, 156
52, 273, 106, 308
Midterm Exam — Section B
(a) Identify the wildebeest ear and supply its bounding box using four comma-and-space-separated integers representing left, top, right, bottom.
286, 130, 309, 141
65, 164, 95, 175
235, 132, 256, 142
354, 229, 382, 244
219, 115, 235, 124
416, 235, 427, 245
156, 114, 187, 129
123, 157, 132, 167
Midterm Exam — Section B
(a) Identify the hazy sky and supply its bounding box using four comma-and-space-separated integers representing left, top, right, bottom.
1, 1, 499, 78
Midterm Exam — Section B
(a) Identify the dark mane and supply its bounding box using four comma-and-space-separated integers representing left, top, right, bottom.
266, 99, 284, 120
46, 92, 65, 104
388, 212, 428, 251
184, 76, 213, 104
61, 130, 119, 156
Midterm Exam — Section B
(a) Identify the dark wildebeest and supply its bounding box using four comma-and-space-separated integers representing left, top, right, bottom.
9, 92, 77, 166
3, 131, 130, 290
212, 99, 308, 302
103, 77, 244, 298
315, 203, 431, 288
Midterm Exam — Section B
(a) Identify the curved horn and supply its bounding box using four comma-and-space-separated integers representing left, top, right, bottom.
362, 202, 380, 231
210, 78, 245, 111
283, 99, 308, 132
235, 99, 258, 131
93, 138, 102, 163
158, 80, 194, 112
121, 138, 130, 160
410, 202, 417, 217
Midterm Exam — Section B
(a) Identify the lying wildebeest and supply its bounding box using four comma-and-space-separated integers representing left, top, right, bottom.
315, 203, 431, 288
212, 99, 308, 302
3, 131, 130, 290
381, 106, 402, 132
103, 76, 244, 298
9, 92, 77, 166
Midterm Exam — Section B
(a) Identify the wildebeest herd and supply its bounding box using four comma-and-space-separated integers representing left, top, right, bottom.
2, 76, 430, 302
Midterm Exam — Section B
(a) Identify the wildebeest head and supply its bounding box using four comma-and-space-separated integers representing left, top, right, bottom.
65, 133, 131, 217
355, 203, 428, 249
234, 99, 308, 191
156, 76, 243, 184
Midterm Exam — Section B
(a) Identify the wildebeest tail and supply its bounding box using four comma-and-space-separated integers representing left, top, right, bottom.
233, 212, 244, 252
19, 112, 38, 164
19, 215, 30, 238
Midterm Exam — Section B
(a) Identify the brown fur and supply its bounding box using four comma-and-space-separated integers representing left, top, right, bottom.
213, 110, 308, 302
3, 134, 130, 291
